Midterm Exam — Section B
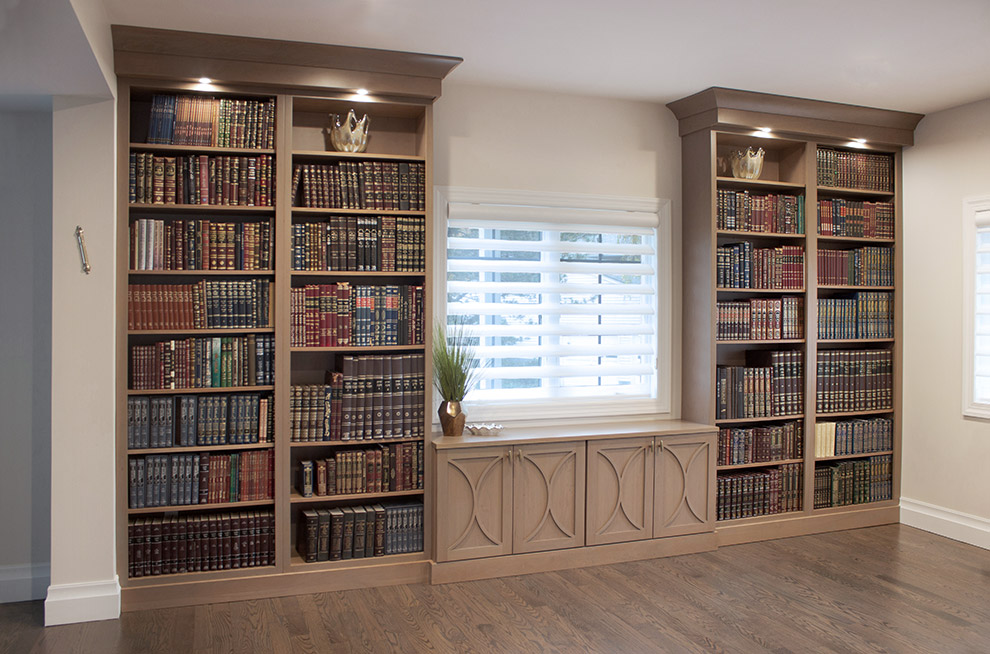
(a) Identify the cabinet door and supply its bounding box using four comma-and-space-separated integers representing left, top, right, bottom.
586, 437, 654, 545
654, 433, 715, 537
436, 446, 513, 562
512, 442, 586, 554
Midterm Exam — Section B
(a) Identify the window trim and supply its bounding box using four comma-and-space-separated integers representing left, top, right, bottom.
433, 186, 672, 425
962, 194, 990, 419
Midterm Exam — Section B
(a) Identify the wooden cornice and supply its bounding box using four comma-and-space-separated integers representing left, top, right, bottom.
112, 25, 462, 101
667, 87, 924, 146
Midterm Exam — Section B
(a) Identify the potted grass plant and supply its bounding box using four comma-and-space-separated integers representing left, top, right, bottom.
433, 320, 485, 437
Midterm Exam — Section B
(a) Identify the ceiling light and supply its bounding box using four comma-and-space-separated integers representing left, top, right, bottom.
758, 127, 772, 133
355, 88, 370, 96
852, 138, 866, 144
198, 77, 212, 85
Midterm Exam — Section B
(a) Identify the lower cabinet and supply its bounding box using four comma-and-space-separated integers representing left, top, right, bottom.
436, 441, 585, 562
437, 431, 713, 562
586, 433, 714, 545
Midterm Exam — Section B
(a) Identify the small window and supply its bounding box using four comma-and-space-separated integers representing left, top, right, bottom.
962, 195, 990, 418
435, 188, 671, 423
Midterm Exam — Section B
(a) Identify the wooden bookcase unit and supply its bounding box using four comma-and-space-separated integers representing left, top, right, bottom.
668, 88, 922, 545
113, 26, 460, 610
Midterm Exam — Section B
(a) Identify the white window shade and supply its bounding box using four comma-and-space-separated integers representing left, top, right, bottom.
442, 190, 667, 420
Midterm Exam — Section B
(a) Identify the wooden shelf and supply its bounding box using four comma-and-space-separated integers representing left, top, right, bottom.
126, 386, 275, 396
816, 235, 895, 244
128, 442, 275, 455
291, 206, 426, 216
290, 437, 424, 448
818, 338, 894, 345
127, 499, 275, 515
817, 185, 894, 198
125, 564, 277, 587
716, 287, 806, 294
129, 143, 275, 155
812, 499, 898, 514
129, 270, 275, 276
288, 551, 426, 571
815, 450, 894, 462
293, 150, 426, 163
715, 414, 803, 425
290, 270, 425, 278
816, 409, 894, 418
290, 489, 424, 504
716, 229, 806, 240
716, 339, 805, 345
716, 177, 805, 191
128, 204, 274, 214
717, 458, 804, 471
715, 509, 804, 526
128, 328, 274, 335
817, 285, 895, 291
290, 345, 425, 353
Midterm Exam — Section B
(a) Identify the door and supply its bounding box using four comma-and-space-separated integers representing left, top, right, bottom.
512, 441, 585, 554
586, 437, 654, 545
436, 446, 513, 562
654, 433, 715, 537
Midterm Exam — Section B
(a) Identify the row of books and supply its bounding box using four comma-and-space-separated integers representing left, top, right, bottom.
298, 442, 425, 497
128, 510, 274, 577
716, 243, 805, 290
818, 293, 894, 340
815, 418, 893, 458
130, 218, 273, 271
290, 354, 426, 442
290, 215, 425, 272
127, 394, 273, 449
298, 502, 423, 562
129, 153, 275, 207
813, 455, 893, 508
145, 94, 276, 149
717, 421, 803, 466
128, 280, 272, 330
816, 349, 893, 414
128, 450, 274, 509
817, 148, 894, 192
129, 334, 275, 390
716, 463, 803, 521
817, 247, 894, 287
716, 190, 805, 234
817, 199, 895, 239
290, 283, 425, 347
716, 351, 804, 419
290, 161, 425, 211
716, 297, 803, 341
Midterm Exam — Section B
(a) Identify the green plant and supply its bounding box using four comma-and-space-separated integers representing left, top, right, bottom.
432, 320, 484, 402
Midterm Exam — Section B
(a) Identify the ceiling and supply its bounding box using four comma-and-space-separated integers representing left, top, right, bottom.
100, 0, 990, 116
2, 1, 988, 115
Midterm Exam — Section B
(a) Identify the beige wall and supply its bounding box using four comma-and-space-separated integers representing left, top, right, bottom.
0, 110, 52, 602
433, 83, 683, 415
902, 97, 990, 523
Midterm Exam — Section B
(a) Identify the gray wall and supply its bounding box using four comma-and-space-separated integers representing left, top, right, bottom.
0, 109, 52, 602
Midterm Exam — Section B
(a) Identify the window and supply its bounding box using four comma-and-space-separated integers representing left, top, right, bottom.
962, 194, 990, 418
435, 187, 671, 422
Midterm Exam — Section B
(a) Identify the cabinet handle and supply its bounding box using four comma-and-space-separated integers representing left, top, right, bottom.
658, 439, 665, 452
647, 441, 654, 454
515, 449, 522, 462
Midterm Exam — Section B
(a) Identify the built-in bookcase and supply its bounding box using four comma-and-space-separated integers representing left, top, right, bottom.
113, 25, 459, 609
668, 87, 921, 545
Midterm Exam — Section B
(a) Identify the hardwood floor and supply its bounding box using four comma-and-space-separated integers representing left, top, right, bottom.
3, 525, 988, 653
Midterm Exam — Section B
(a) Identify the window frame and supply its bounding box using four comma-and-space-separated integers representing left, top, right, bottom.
433, 186, 672, 424
961, 194, 990, 419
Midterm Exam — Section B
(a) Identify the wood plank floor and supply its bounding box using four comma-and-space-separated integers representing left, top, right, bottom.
3, 525, 988, 653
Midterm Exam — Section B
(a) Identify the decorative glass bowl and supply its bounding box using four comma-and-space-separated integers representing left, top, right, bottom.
730, 147, 765, 179
466, 423, 503, 437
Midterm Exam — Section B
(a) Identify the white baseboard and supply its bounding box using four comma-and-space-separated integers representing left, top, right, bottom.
0, 563, 51, 603
900, 498, 990, 550
44, 577, 121, 625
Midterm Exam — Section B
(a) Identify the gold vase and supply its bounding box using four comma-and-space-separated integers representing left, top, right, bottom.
438, 400, 466, 437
